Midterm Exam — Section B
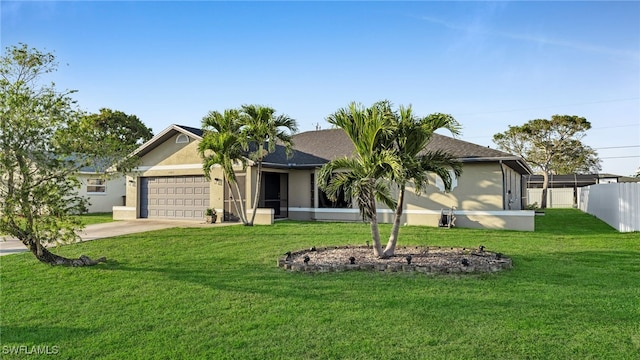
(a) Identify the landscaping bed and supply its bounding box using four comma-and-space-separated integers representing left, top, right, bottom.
280, 246, 512, 273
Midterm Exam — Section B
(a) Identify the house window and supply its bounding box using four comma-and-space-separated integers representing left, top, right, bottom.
319, 189, 349, 208
176, 134, 190, 144
317, 173, 351, 208
87, 179, 106, 193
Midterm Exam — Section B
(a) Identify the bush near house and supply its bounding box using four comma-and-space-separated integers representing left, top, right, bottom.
1, 209, 638, 359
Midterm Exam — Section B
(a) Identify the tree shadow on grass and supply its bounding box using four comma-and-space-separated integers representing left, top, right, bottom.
106, 247, 638, 292
95, 255, 413, 308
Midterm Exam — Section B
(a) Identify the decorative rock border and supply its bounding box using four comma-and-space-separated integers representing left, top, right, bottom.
278, 245, 512, 274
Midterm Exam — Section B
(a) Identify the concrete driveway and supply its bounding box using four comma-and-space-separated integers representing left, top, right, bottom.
0, 219, 232, 256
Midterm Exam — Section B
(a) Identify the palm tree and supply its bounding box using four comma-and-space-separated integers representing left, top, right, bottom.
198, 109, 249, 224
319, 101, 402, 257
239, 105, 298, 226
383, 108, 462, 257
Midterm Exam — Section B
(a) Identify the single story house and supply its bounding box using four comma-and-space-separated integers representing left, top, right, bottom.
114, 124, 534, 230
76, 169, 126, 213
525, 173, 640, 208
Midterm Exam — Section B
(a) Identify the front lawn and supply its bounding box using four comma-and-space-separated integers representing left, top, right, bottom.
79, 212, 114, 226
1, 209, 638, 359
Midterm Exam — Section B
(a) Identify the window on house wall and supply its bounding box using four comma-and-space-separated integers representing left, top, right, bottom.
87, 179, 106, 193
316, 172, 351, 208
318, 190, 350, 208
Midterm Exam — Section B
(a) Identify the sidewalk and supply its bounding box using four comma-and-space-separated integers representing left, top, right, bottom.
0, 219, 236, 256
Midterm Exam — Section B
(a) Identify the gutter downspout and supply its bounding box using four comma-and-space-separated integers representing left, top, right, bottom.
499, 160, 506, 210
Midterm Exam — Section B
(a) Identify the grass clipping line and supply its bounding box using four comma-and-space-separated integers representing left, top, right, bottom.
279, 246, 512, 274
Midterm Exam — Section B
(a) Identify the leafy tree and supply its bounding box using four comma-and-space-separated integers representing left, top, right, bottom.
383, 107, 462, 257
239, 105, 298, 226
64, 108, 153, 174
493, 115, 601, 209
198, 109, 249, 224
319, 101, 401, 257
0, 44, 148, 265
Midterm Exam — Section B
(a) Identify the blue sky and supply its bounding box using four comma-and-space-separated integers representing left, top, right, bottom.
2, 1, 639, 176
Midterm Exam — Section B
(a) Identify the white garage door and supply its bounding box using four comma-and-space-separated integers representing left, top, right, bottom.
140, 176, 210, 219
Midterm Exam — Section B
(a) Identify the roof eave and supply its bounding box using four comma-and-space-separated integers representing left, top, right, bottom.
132, 124, 204, 158
459, 156, 532, 175
261, 162, 325, 170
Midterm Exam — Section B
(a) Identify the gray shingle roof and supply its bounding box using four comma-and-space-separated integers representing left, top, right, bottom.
180, 126, 531, 174
425, 132, 516, 159
264, 128, 522, 164
175, 124, 203, 137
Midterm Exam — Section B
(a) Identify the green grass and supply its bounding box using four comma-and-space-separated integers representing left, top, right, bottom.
1, 209, 638, 359
79, 212, 114, 226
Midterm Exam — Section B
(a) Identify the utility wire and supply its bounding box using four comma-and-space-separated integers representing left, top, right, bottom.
591, 123, 640, 130
456, 97, 639, 116
600, 156, 640, 159
594, 145, 640, 150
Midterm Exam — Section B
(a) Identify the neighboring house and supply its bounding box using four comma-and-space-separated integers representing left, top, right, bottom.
114, 125, 534, 230
76, 169, 126, 213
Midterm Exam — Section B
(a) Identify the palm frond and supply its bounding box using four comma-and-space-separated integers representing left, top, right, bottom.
414, 150, 463, 194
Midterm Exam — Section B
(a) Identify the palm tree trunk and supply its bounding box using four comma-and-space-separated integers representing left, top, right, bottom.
248, 159, 263, 226
383, 184, 405, 257
367, 189, 384, 258
226, 179, 246, 224
370, 215, 384, 258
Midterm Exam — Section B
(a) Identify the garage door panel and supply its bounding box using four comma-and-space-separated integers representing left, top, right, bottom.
140, 176, 210, 219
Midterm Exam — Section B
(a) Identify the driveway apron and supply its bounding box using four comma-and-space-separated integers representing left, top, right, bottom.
0, 219, 227, 256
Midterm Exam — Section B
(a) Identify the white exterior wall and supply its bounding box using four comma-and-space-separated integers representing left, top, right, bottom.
77, 174, 126, 213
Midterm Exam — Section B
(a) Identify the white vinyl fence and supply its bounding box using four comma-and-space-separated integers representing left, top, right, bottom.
579, 183, 640, 232
527, 188, 577, 208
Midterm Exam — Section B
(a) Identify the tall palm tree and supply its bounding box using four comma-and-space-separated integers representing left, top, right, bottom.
239, 105, 298, 226
383, 108, 463, 257
198, 109, 249, 224
319, 101, 402, 257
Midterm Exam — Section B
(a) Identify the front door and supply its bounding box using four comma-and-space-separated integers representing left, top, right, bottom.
263, 172, 281, 216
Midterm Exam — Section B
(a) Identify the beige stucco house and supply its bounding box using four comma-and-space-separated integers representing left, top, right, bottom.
113, 124, 535, 230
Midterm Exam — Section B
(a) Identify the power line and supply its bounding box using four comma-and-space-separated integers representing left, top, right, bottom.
591, 123, 639, 130
594, 145, 640, 150
463, 125, 639, 140
456, 97, 640, 116
600, 156, 640, 159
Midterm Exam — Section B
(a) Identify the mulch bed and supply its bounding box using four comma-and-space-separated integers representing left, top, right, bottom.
278, 246, 512, 274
